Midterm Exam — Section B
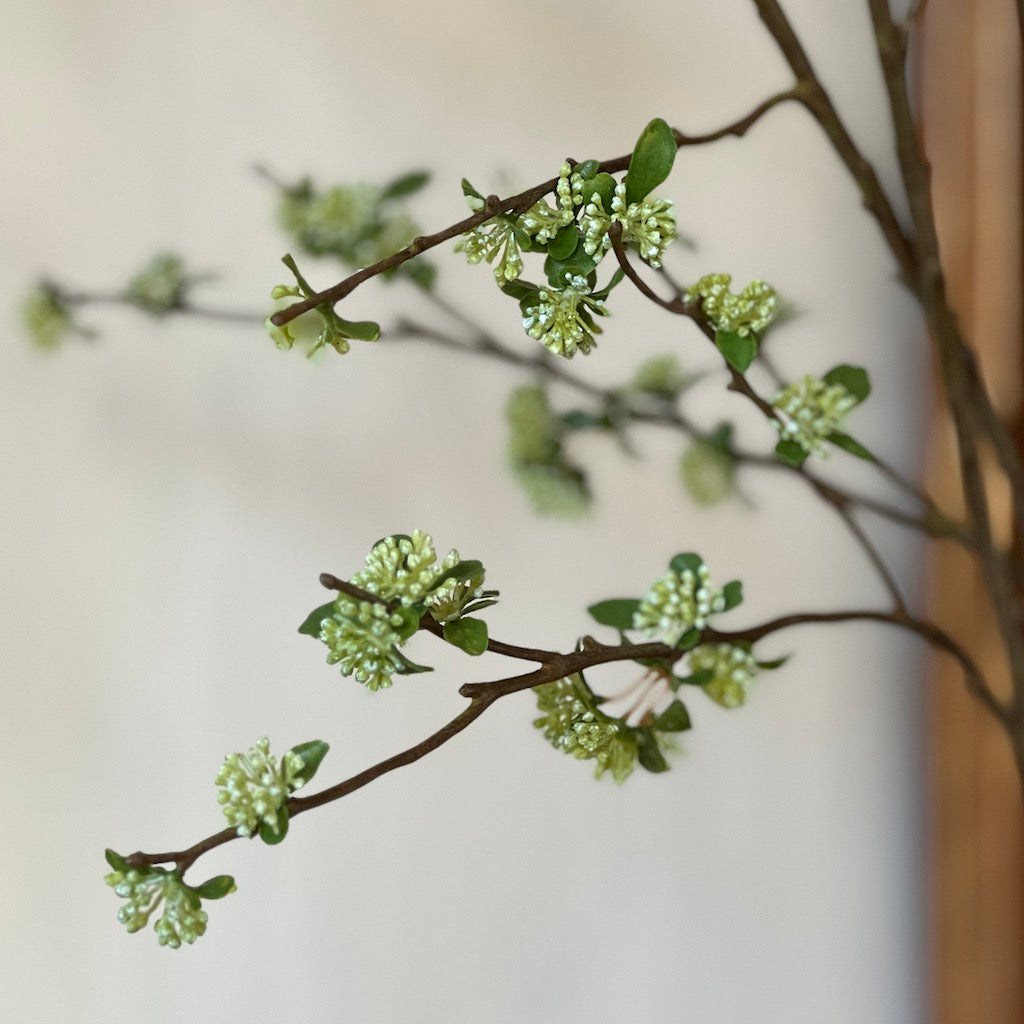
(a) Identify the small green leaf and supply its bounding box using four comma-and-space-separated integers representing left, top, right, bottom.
653, 700, 692, 733
298, 601, 336, 638
259, 808, 289, 845
673, 667, 715, 689
715, 329, 758, 373
590, 267, 625, 301
721, 580, 743, 612
443, 617, 489, 656
707, 422, 734, 454
588, 598, 641, 630
674, 628, 701, 651
337, 317, 381, 342
579, 171, 616, 212
548, 224, 581, 260
636, 730, 670, 773
432, 559, 485, 590
544, 249, 598, 288
774, 439, 809, 467
381, 170, 430, 200
756, 655, 790, 671
829, 431, 876, 461
459, 598, 499, 616
669, 552, 704, 576
574, 159, 600, 180
461, 178, 484, 203
105, 848, 128, 872
287, 739, 330, 784
499, 279, 539, 303
191, 875, 237, 900
392, 650, 433, 675
823, 364, 871, 404
393, 605, 423, 642
625, 117, 677, 206
562, 410, 609, 431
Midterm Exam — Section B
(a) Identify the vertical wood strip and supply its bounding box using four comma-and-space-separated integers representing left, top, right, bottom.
920, 1, 1024, 1021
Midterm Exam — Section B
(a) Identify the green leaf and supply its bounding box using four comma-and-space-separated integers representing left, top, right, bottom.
669, 552, 704, 576
562, 410, 609, 431
579, 171, 616, 212
499, 279, 539, 303
721, 580, 743, 612
673, 667, 715, 689
443, 617, 489, 656
707, 422, 734, 454
287, 739, 330, 784
653, 700, 692, 733
191, 875, 237, 900
105, 848, 128, 871
381, 170, 430, 200
828, 431, 875, 461
587, 598, 641, 630
548, 224, 581, 260
625, 117, 677, 206
774, 439, 809, 467
574, 159, 600, 180
636, 730, 670, 773
823, 364, 871, 404
715, 329, 758, 373
459, 598, 499, 616
392, 649, 434, 675
756, 654, 790, 671
393, 605, 423, 642
259, 807, 289, 845
590, 267, 625, 301
674, 628, 701, 651
544, 249, 598, 288
298, 601, 336, 638
432, 559, 485, 590
461, 178, 484, 203
337, 317, 381, 342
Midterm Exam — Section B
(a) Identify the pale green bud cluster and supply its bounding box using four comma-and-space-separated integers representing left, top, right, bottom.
533, 675, 637, 782
454, 217, 524, 282
610, 182, 676, 267
633, 561, 726, 642
689, 643, 758, 708
215, 736, 306, 837
320, 598, 408, 691
518, 202, 574, 244
104, 868, 209, 947
125, 253, 189, 315
522, 274, 609, 358
425, 569, 486, 624
685, 273, 778, 336
680, 440, 734, 505
22, 283, 72, 350
631, 354, 685, 400
351, 530, 460, 605
505, 385, 591, 518
280, 182, 418, 269
771, 375, 857, 457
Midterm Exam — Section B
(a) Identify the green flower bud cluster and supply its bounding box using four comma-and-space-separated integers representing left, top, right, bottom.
633, 559, 726, 643
533, 674, 638, 783
22, 282, 73, 350
630, 354, 686, 400
278, 179, 420, 271
771, 375, 857, 457
351, 530, 460, 605
505, 385, 591, 518
688, 643, 758, 708
679, 424, 736, 507
105, 867, 208, 945
215, 736, 307, 837
125, 253, 190, 315
321, 598, 408, 691
457, 119, 680, 360
522, 274, 609, 358
685, 273, 778, 337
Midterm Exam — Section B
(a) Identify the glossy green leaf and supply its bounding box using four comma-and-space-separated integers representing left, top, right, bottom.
432, 559, 485, 591
722, 580, 743, 611
287, 739, 330, 784
544, 249, 598, 288
191, 875, 237, 900
562, 410, 609, 431
461, 178, 484, 203
548, 224, 581, 260
672, 668, 715, 689
459, 597, 499, 616
443, 616, 488, 656
829, 431, 875, 461
625, 117, 677, 206
579, 171, 616, 212
774, 439, 809, 468
499, 279, 539, 303
588, 598, 640, 630
105, 848, 128, 871
823, 364, 871, 404
298, 601, 336, 638
259, 808, 289, 845
653, 700, 692, 733
669, 552, 704, 576
707, 422, 734, 453
392, 650, 433, 675
381, 170, 430, 200
590, 267, 625, 301
674, 628, 701, 651
393, 605, 423, 642
756, 654, 790, 671
574, 159, 600, 180
337, 318, 381, 342
636, 730, 670, 773
715, 329, 758, 373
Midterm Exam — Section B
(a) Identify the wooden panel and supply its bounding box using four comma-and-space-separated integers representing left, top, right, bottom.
920, 1, 1024, 1020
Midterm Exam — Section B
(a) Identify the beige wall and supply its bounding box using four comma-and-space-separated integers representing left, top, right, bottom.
1, 1, 926, 1021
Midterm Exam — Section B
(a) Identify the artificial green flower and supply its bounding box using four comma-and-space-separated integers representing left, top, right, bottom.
633, 559, 726, 642
521, 275, 609, 358
689, 643, 758, 708
686, 273, 778, 336
771, 375, 857, 457
105, 867, 210, 947
215, 736, 307, 837
320, 597, 409, 691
